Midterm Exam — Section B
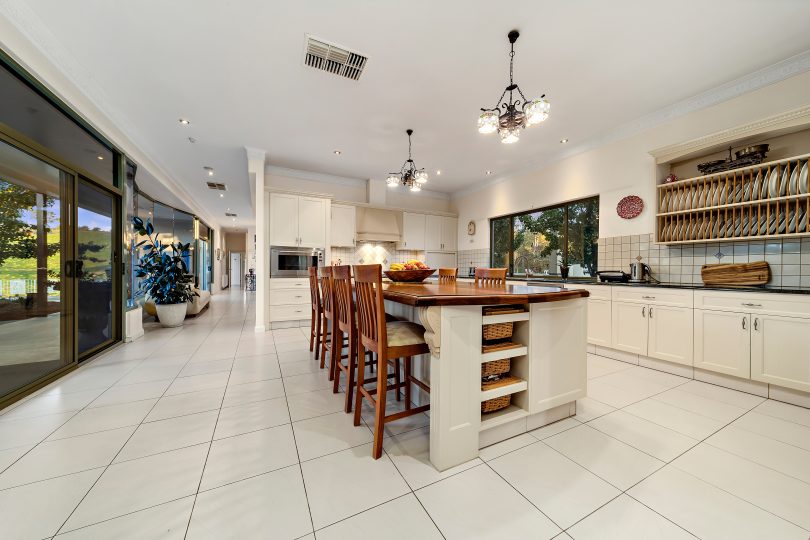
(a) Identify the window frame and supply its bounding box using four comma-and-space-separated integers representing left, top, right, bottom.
489, 195, 599, 280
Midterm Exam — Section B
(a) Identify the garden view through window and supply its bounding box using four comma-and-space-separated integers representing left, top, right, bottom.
490, 196, 599, 278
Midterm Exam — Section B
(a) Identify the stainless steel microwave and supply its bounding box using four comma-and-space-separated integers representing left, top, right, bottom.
270, 246, 324, 278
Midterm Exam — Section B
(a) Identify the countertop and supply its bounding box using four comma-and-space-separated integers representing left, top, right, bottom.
382, 281, 589, 307
522, 278, 810, 295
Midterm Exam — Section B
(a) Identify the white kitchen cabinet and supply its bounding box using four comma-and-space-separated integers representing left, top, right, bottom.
402, 212, 426, 251
425, 214, 443, 251
751, 314, 810, 393
694, 309, 750, 378
330, 204, 356, 247
442, 217, 458, 251
269, 193, 299, 246
269, 193, 327, 248
647, 305, 693, 366
611, 300, 649, 355
587, 298, 612, 347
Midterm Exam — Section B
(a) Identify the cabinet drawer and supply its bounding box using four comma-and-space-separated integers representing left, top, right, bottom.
694, 290, 810, 317
611, 286, 693, 308
269, 289, 310, 306
269, 304, 310, 321
566, 284, 610, 300
269, 278, 308, 290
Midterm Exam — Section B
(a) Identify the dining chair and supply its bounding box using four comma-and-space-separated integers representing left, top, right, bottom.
438, 267, 458, 283
318, 266, 338, 373
474, 267, 508, 287
352, 264, 431, 459
308, 266, 323, 361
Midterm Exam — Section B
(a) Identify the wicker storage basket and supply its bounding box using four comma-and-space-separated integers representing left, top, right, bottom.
482, 321, 514, 341
481, 359, 511, 378
481, 394, 511, 413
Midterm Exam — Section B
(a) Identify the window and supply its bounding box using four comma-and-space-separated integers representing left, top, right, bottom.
490, 196, 599, 279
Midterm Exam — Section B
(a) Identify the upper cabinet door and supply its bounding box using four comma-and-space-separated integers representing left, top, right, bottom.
298, 197, 326, 248
442, 217, 458, 251
425, 215, 443, 251
402, 212, 426, 251
330, 204, 356, 247
694, 309, 750, 378
269, 193, 299, 246
611, 300, 649, 355
751, 313, 810, 393
647, 305, 693, 366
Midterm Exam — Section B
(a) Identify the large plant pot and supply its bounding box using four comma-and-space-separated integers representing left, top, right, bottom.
155, 302, 187, 328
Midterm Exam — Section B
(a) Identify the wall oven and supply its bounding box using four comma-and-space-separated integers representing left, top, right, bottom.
270, 246, 324, 278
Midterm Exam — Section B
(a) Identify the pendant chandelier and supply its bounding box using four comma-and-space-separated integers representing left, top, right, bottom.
387, 129, 428, 192
477, 30, 550, 144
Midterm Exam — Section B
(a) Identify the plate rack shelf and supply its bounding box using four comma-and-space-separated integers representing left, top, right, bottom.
656, 153, 810, 244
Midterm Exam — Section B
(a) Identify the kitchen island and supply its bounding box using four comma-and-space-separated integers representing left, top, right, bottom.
382, 281, 589, 470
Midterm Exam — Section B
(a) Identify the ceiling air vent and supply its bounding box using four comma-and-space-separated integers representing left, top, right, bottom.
225, 212, 237, 217
303, 36, 368, 81
206, 182, 227, 191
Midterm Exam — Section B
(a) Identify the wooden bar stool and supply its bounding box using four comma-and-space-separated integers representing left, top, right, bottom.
474, 267, 507, 287
308, 266, 323, 361
318, 266, 337, 373
438, 267, 458, 283
352, 264, 431, 459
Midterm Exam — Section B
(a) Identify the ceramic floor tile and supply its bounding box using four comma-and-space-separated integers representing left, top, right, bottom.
732, 411, 810, 451
478, 432, 538, 461
567, 494, 694, 540
92, 380, 171, 408
573, 396, 616, 422
227, 359, 281, 385
528, 416, 581, 440
586, 379, 654, 408
62, 443, 209, 532
587, 354, 636, 379
706, 425, 810, 483
755, 398, 810, 428
2, 389, 105, 420
360, 396, 431, 437
48, 399, 157, 440
114, 363, 184, 386
283, 371, 334, 396
214, 396, 290, 439
301, 443, 410, 530
545, 424, 664, 490
316, 493, 442, 540
277, 349, 315, 364
0, 426, 135, 489
200, 424, 298, 491
293, 411, 373, 461
629, 466, 808, 540
0, 469, 102, 540
274, 340, 310, 353
280, 358, 323, 377
145, 388, 225, 422
623, 397, 726, 440
164, 372, 230, 396
115, 410, 218, 462
55, 496, 195, 539
489, 441, 620, 529
673, 443, 810, 530
287, 388, 347, 422
222, 378, 285, 407
416, 464, 561, 540
589, 410, 699, 461
0, 411, 75, 450
187, 466, 312, 540
652, 388, 749, 423
0, 444, 32, 474
676, 379, 766, 409
383, 427, 483, 490
178, 357, 234, 378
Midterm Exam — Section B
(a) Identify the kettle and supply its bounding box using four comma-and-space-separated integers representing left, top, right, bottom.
629, 261, 650, 283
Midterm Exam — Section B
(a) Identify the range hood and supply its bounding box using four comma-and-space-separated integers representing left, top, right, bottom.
355, 207, 402, 243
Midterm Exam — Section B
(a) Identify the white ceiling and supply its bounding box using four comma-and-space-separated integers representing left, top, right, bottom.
7, 0, 810, 228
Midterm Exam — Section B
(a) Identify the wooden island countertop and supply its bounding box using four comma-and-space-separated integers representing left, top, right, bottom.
382, 281, 589, 307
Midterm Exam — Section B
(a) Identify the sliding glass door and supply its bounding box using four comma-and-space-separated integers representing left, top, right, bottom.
0, 138, 71, 397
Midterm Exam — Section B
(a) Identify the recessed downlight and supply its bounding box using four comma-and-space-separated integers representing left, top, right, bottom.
97, 155, 104, 160
204, 166, 214, 176
436, 170, 442, 175
333, 150, 342, 155
219, 193, 224, 198
179, 118, 190, 125
560, 138, 569, 144
485, 170, 493, 175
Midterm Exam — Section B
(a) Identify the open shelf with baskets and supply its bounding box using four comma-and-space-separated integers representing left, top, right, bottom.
657, 153, 810, 244
480, 305, 530, 429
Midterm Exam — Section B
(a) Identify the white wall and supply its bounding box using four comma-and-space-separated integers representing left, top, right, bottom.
452, 70, 810, 249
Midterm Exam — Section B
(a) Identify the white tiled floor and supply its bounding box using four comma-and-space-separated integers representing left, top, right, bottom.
2, 290, 810, 539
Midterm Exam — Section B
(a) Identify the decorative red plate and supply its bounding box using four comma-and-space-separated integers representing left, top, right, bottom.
617, 195, 644, 219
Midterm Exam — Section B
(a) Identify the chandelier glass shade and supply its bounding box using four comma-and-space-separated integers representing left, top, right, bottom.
388, 129, 428, 191
478, 30, 549, 143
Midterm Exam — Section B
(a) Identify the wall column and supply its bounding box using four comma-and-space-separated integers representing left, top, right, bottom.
246, 147, 268, 332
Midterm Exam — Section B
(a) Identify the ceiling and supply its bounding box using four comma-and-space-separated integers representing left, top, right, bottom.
7, 0, 810, 228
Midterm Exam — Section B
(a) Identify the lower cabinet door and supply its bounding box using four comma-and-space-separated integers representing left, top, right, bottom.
611, 301, 648, 355
694, 309, 750, 377
647, 305, 693, 366
751, 314, 810, 393
587, 298, 612, 347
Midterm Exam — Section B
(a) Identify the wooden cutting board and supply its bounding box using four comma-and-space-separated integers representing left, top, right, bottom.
700, 261, 770, 286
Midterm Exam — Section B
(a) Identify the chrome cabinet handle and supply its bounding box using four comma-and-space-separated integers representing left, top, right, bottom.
741, 302, 762, 308
649, 307, 653, 318
642, 306, 646, 317
642, 295, 656, 300
754, 318, 759, 331
742, 317, 747, 330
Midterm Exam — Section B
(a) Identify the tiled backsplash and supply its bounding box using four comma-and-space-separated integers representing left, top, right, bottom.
598, 234, 810, 287
457, 249, 490, 270
330, 243, 423, 267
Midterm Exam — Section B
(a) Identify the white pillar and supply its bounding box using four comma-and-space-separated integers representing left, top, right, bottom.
246, 147, 268, 332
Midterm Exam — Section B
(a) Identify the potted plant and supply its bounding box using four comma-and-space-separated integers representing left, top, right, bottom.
133, 217, 197, 327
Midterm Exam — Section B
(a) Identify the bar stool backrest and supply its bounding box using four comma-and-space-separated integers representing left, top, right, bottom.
352, 264, 387, 354
308, 266, 321, 311
318, 266, 335, 319
332, 265, 354, 334
438, 268, 458, 283
474, 267, 508, 287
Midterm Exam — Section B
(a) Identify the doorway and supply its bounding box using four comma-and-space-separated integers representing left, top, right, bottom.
230, 252, 243, 288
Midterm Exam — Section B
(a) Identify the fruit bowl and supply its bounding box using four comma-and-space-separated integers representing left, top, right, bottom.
384, 269, 436, 283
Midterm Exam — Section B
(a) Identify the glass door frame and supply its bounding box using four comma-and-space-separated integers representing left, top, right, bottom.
0, 124, 123, 408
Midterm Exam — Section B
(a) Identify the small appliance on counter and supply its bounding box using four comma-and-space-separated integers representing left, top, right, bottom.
270, 246, 324, 278
629, 261, 651, 283
468, 267, 476, 278
596, 270, 630, 283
